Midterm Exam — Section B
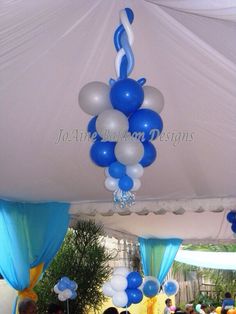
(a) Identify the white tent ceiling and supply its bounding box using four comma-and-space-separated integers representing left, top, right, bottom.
1, 0, 236, 242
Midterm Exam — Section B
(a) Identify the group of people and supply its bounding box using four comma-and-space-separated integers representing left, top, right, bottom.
164, 292, 235, 314
18, 298, 64, 314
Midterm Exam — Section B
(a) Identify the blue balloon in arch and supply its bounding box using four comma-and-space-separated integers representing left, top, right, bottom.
109, 161, 126, 178
127, 272, 142, 289
119, 175, 133, 191
90, 141, 116, 167
227, 211, 236, 223
129, 108, 163, 141
110, 78, 144, 115
231, 222, 236, 233
126, 288, 143, 304
143, 280, 159, 298
140, 142, 157, 167
87, 116, 101, 141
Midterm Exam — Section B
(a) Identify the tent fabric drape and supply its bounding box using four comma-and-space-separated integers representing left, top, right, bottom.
0, 200, 70, 312
175, 249, 236, 270
138, 237, 182, 284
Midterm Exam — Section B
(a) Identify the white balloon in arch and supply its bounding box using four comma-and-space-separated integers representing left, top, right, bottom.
104, 177, 118, 191
102, 282, 116, 297
131, 178, 141, 191
112, 291, 128, 308
110, 275, 128, 291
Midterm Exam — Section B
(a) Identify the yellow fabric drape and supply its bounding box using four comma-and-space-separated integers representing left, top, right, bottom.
147, 297, 157, 314
18, 263, 44, 302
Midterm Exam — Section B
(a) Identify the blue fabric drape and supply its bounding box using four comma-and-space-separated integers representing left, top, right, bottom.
0, 199, 70, 291
138, 238, 182, 284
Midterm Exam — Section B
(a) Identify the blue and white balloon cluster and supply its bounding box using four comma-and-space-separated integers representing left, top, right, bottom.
53, 277, 78, 302
226, 210, 236, 234
79, 8, 164, 208
102, 267, 143, 308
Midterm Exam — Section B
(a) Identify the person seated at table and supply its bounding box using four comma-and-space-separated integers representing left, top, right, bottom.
18, 298, 37, 314
103, 307, 119, 314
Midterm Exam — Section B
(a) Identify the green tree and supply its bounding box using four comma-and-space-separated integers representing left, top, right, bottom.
35, 220, 113, 314
172, 244, 236, 304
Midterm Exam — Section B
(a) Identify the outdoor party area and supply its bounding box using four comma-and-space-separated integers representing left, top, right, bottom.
0, 0, 236, 314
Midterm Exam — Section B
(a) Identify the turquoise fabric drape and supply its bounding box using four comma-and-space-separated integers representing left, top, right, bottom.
0, 200, 70, 297
138, 238, 182, 284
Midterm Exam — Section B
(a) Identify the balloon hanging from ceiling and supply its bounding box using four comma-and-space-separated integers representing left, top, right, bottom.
79, 8, 164, 208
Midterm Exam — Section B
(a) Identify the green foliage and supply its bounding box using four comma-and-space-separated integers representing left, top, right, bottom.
172, 244, 236, 305
35, 220, 113, 314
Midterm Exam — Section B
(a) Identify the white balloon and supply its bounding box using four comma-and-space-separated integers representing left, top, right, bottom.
131, 179, 141, 191
104, 177, 118, 191
113, 267, 130, 277
110, 275, 128, 291
112, 291, 128, 308
53, 284, 60, 294
96, 109, 128, 141
58, 293, 67, 301
142, 85, 164, 113
62, 289, 72, 299
126, 164, 144, 178
102, 282, 116, 297
79, 81, 112, 115
115, 140, 144, 165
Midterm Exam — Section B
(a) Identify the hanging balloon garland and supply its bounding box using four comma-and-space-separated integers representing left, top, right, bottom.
79, 8, 164, 208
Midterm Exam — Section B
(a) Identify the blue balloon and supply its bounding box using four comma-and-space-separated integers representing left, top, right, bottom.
129, 109, 163, 141
109, 162, 126, 178
126, 288, 143, 304
110, 78, 144, 115
140, 142, 157, 167
231, 222, 236, 233
70, 291, 77, 300
69, 280, 77, 290
90, 141, 116, 167
118, 175, 133, 191
127, 272, 142, 289
58, 281, 67, 291
143, 280, 159, 298
227, 211, 236, 223
87, 116, 101, 141
163, 281, 178, 296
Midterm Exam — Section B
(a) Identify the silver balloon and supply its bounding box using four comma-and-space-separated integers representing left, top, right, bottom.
79, 81, 112, 115
142, 85, 164, 113
131, 179, 141, 191
115, 140, 144, 165
126, 164, 144, 178
104, 177, 118, 191
96, 109, 129, 141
